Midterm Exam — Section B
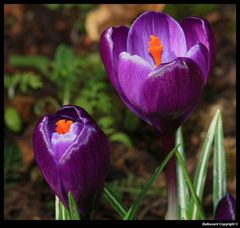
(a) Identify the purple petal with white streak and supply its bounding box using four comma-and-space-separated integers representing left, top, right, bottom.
127, 11, 187, 65
140, 57, 205, 133
185, 43, 209, 84
181, 17, 216, 80
99, 26, 129, 90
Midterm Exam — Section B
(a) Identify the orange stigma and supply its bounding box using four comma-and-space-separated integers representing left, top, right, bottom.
55, 119, 73, 134
148, 35, 164, 66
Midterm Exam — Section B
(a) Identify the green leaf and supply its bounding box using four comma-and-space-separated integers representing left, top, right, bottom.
213, 111, 226, 212
123, 145, 179, 220
55, 196, 70, 220
4, 73, 43, 98
103, 185, 128, 218
4, 107, 22, 133
61, 203, 70, 220
123, 110, 140, 133
18, 72, 43, 93
4, 73, 20, 98
175, 151, 206, 220
175, 127, 190, 220
55, 45, 75, 67
68, 192, 81, 220
9, 55, 50, 75
191, 110, 220, 219
55, 196, 62, 220
52, 44, 76, 78
73, 96, 93, 115
98, 116, 115, 135
110, 132, 133, 148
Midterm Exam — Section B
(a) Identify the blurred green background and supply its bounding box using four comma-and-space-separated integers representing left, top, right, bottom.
4, 4, 236, 220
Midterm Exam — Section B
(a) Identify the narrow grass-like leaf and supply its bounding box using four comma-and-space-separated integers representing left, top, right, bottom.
55, 196, 62, 220
123, 145, 179, 220
103, 185, 127, 218
68, 192, 81, 220
213, 112, 226, 212
61, 203, 70, 220
176, 127, 190, 220
191, 110, 220, 219
175, 151, 206, 220
55, 196, 70, 220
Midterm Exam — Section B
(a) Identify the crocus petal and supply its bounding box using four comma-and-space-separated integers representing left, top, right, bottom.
127, 11, 187, 65
51, 122, 83, 162
140, 57, 205, 133
99, 27, 142, 116
33, 116, 65, 203
215, 193, 236, 220
99, 26, 129, 90
117, 52, 152, 122
185, 43, 209, 84
55, 105, 94, 124
181, 17, 216, 78
118, 52, 152, 110
59, 126, 110, 218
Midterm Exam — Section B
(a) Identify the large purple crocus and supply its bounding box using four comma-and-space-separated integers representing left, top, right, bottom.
99, 11, 215, 219
99, 11, 215, 134
33, 105, 110, 218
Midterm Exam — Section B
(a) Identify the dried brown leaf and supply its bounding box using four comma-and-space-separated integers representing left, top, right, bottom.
85, 4, 165, 42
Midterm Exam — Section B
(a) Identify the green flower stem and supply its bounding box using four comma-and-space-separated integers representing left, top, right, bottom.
176, 127, 190, 220
161, 132, 178, 220
68, 192, 81, 220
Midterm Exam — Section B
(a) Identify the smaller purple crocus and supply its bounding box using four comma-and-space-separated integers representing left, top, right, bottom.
33, 105, 110, 218
215, 193, 236, 220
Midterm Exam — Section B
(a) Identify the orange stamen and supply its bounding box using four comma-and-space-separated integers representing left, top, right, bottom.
55, 119, 73, 134
148, 35, 164, 66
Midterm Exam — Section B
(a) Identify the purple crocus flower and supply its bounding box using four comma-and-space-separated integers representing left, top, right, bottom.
99, 11, 215, 133
100, 11, 216, 219
33, 105, 110, 218
215, 193, 236, 220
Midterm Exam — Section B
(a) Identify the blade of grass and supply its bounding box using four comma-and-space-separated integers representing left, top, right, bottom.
176, 127, 190, 220
61, 202, 70, 220
175, 150, 206, 220
103, 185, 128, 218
123, 145, 179, 220
55, 196, 62, 220
55, 195, 70, 220
68, 192, 81, 220
191, 110, 220, 219
213, 112, 226, 212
